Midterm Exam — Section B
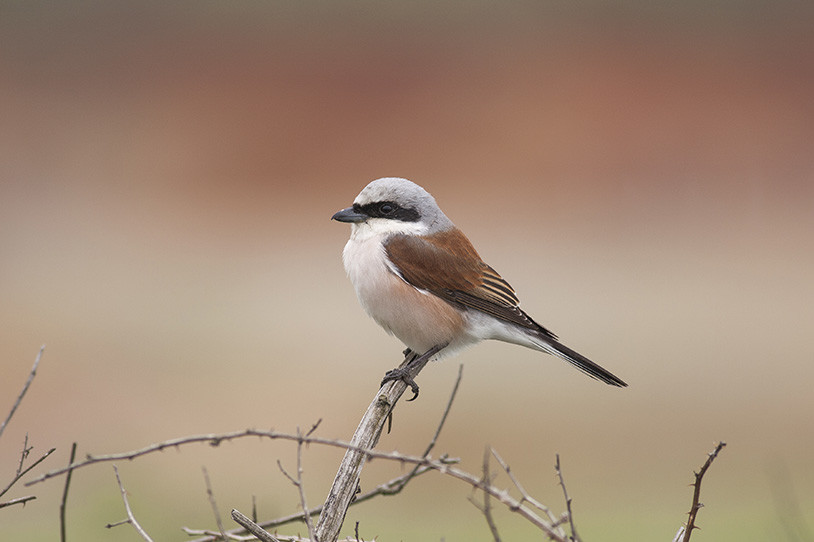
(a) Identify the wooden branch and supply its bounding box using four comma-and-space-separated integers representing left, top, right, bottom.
0, 495, 36, 509
0, 447, 56, 499
189, 370, 462, 542
275, 428, 315, 540
16, 433, 31, 476
202, 466, 228, 540
680, 441, 726, 542
474, 447, 502, 542
28, 430, 365, 486
107, 465, 154, 542
0, 346, 45, 440
490, 447, 561, 527
313, 344, 444, 542
60, 442, 78, 542
555, 454, 580, 542
231, 509, 281, 542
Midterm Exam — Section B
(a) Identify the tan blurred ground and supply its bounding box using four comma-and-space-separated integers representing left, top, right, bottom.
2, 2, 813, 540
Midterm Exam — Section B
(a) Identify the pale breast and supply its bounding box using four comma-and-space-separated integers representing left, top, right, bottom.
342, 235, 466, 354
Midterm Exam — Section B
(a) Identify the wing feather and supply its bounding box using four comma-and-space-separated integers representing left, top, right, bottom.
384, 231, 558, 341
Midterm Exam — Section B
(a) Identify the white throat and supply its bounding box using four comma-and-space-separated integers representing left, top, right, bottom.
348, 217, 430, 243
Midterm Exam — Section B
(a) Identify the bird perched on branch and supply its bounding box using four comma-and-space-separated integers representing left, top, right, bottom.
332, 177, 626, 398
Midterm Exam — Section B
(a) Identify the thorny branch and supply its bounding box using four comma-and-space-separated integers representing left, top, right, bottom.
555, 454, 580, 542
231, 508, 281, 542
8, 347, 730, 542
469, 447, 502, 542
0, 446, 56, 502
1, 347, 53, 510
0, 346, 45, 440
107, 465, 154, 542
314, 343, 447, 542
202, 466, 228, 541
672, 442, 727, 542
216, 366, 463, 542
275, 427, 315, 541
60, 442, 78, 542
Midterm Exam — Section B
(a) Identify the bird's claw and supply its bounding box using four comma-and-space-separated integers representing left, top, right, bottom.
380, 368, 420, 401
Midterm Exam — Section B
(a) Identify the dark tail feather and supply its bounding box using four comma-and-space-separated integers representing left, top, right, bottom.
544, 339, 627, 387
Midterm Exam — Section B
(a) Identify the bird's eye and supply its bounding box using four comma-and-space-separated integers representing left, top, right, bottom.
379, 203, 394, 214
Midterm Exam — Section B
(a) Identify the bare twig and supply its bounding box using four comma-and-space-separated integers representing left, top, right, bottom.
470, 446, 501, 542
1, 447, 56, 499
27, 372, 461, 489
60, 442, 78, 542
434, 455, 569, 541
202, 467, 228, 541
188, 366, 464, 542
313, 343, 446, 542
680, 441, 726, 542
231, 509, 281, 542
185, 459, 457, 541
275, 428, 315, 539
490, 448, 560, 526
0, 495, 36, 509
0, 346, 45, 440
28, 429, 404, 486
16, 434, 32, 476
107, 465, 154, 542
555, 454, 580, 542
389, 364, 463, 493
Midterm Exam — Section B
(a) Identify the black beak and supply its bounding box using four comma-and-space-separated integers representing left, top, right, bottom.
331, 207, 367, 223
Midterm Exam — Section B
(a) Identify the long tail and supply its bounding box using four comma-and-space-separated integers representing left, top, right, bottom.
538, 338, 627, 387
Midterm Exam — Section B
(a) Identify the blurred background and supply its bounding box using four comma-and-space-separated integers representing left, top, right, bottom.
2, 1, 813, 540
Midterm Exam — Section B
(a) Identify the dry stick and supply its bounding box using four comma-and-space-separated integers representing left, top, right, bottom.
490, 447, 562, 528
108, 465, 154, 542
388, 363, 463, 493
28, 430, 337, 485
185, 461, 457, 541
313, 343, 445, 542
27, 428, 456, 489
0, 345, 45, 440
477, 447, 502, 542
0, 495, 36, 509
202, 466, 228, 541
275, 428, 315, 540
60, 442, 78, 542
197, 449, 569, 541
432, 456, 569, 541
555, 454, 580, 542
680, 442, 726, 542
231, 509, 281, 542
16, 433, 31, 476
211, 367, 461, 542
0, 447, 56, 499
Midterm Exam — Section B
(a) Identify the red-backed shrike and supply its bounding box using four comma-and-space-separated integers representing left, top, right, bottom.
332, 177, 626, 396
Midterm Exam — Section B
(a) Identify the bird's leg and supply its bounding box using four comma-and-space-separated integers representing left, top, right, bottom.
380, 343, 447, 401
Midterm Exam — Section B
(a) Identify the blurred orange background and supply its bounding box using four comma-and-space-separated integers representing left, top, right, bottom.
2, 2, 813, 540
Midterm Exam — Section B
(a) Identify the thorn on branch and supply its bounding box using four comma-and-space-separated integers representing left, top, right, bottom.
0, 495, 36, 509
108, 465, 154, 542
679, 441, 726, 542
555, 454, 580, 542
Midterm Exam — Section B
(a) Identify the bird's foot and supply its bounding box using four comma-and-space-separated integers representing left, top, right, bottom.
381, 367, 421, 401
379, 344, 447, 401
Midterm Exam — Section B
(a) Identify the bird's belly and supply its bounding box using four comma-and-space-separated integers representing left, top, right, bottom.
343, 236, 465, 354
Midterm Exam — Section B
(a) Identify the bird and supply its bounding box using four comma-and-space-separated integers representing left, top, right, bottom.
332, 177, 627, 398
